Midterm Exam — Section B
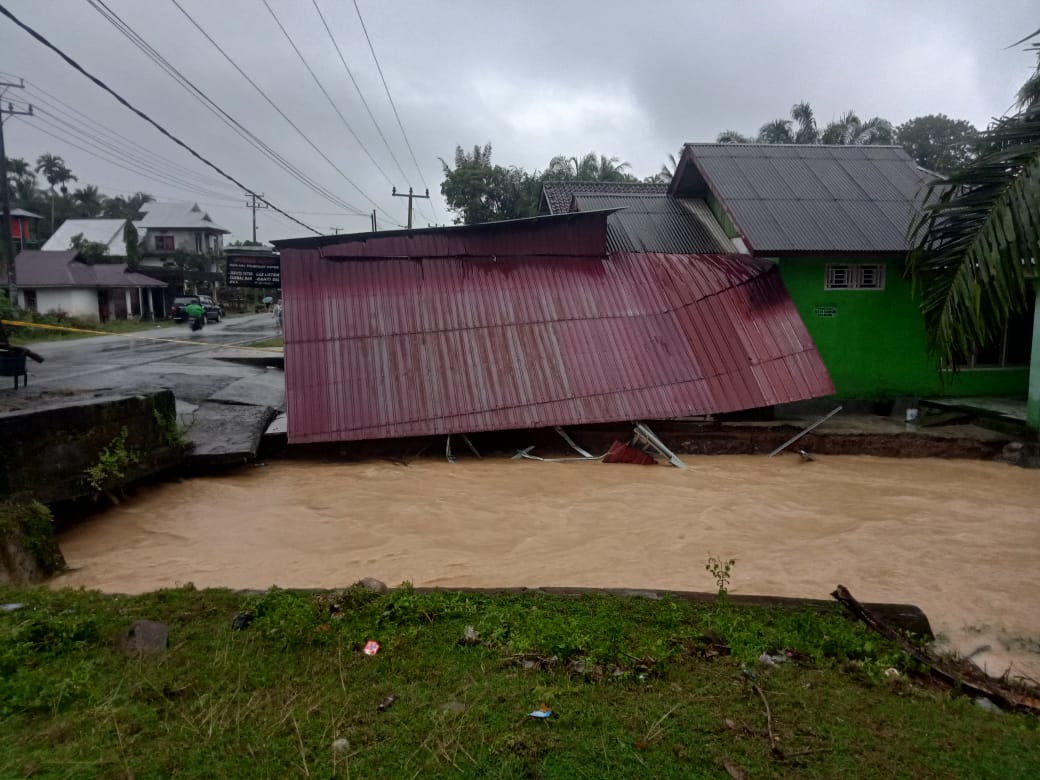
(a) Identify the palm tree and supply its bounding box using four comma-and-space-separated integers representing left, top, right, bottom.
821, 111, 894, 145
716, 129, 753, 144
72, 185, 103, 218
790, 102, 819, 144
101, 191, 154, 220
35, 153, 77, 231
907, 30, 1039, 427
757, 119, 794, 144
545, 152, 635, 182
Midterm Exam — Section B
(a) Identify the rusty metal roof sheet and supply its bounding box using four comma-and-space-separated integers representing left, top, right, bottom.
670, 144, 934, 254
279, 213, 832, 444
569, 194, 730, 254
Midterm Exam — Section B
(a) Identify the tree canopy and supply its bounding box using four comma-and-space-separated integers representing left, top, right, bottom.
6, 153, 153, 243
716, 102, 894, 146
907, 30, 1039, 369
440, 145, 643, 224
895, 114, 979, 173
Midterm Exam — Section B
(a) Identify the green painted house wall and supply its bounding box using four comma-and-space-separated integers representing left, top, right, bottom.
777, 256, 1029, 399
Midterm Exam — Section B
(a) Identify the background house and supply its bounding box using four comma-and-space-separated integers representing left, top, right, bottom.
4, 249, 165, 321
136, 202, 227, 272
668, 143, 1032, 399
8, 208, 42, 252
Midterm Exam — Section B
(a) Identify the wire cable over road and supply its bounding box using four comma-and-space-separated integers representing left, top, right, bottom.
0, 2, 321, 234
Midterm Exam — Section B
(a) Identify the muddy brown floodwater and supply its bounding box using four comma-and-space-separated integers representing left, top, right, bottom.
54, 455, 1039, 679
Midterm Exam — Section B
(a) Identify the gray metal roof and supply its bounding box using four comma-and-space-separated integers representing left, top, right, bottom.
671, 144, 934, 254
137, 201, 229, 233
570, 194, 731, 253
8, 250, 165, 288
41, 218, 129, 255
540, 181, 668, 215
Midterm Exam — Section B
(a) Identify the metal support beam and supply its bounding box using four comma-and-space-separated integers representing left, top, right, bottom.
768, 405, 843, 457
633, 422, 687, 469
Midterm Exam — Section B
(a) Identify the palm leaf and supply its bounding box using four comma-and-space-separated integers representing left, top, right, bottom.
907, 103, 1040, 366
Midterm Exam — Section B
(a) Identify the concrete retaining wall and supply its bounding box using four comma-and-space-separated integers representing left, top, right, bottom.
0, 391, 185, 503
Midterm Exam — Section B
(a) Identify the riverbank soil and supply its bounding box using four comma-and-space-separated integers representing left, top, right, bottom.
2, 586, 1038, 778
52, 455, 1040, 683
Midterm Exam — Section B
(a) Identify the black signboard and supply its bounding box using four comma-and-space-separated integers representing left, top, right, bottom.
226, 254, 281, 288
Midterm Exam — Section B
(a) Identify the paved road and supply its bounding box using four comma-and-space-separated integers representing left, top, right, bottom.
2, 313, 286, 412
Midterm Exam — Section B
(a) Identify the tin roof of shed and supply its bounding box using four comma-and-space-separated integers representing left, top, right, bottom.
670, 144, 935, 254
277, 211, 832, 444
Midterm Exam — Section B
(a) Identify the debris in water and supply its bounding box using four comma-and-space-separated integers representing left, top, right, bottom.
363, 640, 380, 656
602, 440, 655, 465
231, 612, 254, 630
377, 694, 397, 711
528, 706, 552, 719
798, 449, 815, 462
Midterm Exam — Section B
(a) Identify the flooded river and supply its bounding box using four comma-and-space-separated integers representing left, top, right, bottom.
54, 455, 1039, 678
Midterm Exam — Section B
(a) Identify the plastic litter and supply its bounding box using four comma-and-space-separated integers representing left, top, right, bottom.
331, 738, 350, 753
377, 694, 396, 711
231, 612, 254, 631
1, 603, 24, 612
974, 696, 1001, 713
459, 625, 481, 645
363, 640, 380, 656
758, 652, 786, 667
883, 667, 901, 679
528, 706, 552, 719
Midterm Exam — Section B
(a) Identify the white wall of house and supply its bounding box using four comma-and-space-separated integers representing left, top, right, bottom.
29, 288, 99, 320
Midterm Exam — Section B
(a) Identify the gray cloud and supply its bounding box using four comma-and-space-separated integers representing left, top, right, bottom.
3, 0, 1036, 242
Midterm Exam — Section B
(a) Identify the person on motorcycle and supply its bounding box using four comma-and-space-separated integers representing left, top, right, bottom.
184, 300, 205, 328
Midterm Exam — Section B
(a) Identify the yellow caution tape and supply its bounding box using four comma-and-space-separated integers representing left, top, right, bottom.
1, 319, 284, 353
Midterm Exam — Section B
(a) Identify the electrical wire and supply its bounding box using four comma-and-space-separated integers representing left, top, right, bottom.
167, 0, 395, 222
311, 0, 411, 187
28, 108, 246, 203
87, 0, 365, 218
352, 0, 438, 224
22, 78, 236, 192
0, 2, 321, 234
261, 0, 393, 190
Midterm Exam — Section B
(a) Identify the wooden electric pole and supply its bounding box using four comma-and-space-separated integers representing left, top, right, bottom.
1, 79, 33, 309
391, 186, 429, 230
245, 191, 269, 243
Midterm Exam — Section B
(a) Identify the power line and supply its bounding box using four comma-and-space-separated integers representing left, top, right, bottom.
352, 0, 438, 224
87, 0, 365, 218
22, 78, 236, 191
310, 0, 411, 187
261, 0, 393, 189
17, 111, 251, 204
168, 0, 394, 222
0, 2, 320, 234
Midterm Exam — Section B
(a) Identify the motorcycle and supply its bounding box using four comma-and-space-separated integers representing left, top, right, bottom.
188, 315, 205, 332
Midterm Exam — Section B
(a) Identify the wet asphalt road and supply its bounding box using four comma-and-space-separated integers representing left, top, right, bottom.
5, 313, 284, 407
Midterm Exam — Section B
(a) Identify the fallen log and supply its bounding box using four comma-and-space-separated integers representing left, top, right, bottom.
832, 584, 1040, 714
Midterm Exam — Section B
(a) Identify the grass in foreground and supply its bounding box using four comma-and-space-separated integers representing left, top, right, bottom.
0, 585, 1036, 779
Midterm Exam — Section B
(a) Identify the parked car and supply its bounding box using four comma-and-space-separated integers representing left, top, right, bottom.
197, 295, 224, 322
170, 295, 224, 323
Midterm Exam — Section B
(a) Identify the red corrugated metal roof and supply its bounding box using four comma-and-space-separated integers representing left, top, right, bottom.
281, 217, 832, 444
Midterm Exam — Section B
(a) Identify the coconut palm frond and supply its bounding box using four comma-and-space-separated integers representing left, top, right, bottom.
757, 119, 794, 144
716, 130, 752, 144
907, 103, 1040, 366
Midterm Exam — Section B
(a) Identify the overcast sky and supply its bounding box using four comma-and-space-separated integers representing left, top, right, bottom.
3, 0, 1037, 243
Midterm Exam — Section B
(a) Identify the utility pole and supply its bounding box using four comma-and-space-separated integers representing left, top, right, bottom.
370, 210, 376, 233
1, 79, 32, 310
391, 186, 429, 230
245, 191, 269, 243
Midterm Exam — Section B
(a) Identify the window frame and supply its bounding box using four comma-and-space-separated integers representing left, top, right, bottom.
825, 262, 886, 291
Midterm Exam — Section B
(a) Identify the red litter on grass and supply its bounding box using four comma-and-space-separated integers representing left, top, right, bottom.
363, 640, 380, 656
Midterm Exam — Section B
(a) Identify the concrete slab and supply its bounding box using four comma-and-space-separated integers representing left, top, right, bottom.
265, 412, 287, 435
208, 371, 285, 411
186, 402, 276, 465
923, 396, 1028, 424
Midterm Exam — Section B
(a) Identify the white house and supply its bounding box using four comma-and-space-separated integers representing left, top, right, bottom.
5, 250, 166, 322
137, 202, 229, 272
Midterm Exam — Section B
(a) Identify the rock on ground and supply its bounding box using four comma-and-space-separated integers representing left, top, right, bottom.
118, 619, 169, 654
